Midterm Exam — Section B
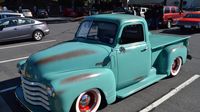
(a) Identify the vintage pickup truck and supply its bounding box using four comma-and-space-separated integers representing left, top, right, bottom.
16, 14, 190, 112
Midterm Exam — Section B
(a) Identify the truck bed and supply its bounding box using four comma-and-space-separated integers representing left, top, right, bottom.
149, 33, 190, 50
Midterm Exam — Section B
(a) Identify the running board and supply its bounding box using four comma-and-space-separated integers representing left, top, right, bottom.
117, 74, 167, 98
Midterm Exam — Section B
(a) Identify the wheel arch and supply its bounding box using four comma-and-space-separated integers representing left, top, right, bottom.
51, 68, 117, 112
32, 29, 44, 37
153, 45, 187, 76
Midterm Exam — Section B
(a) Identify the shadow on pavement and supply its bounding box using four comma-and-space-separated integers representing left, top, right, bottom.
0, 39, 33, 46
0, 77, 28, 112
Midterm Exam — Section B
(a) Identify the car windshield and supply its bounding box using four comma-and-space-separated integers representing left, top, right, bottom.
185, 14, 200, 18
76, 21, 117, 45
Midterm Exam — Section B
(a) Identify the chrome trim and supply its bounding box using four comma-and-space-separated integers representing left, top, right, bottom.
23, 88, 49, 100
22, 84, 48, 95
24, 96, 51, 111
21, 77, 47, 90
21, 77, 51, 111
24, 93, 49, 106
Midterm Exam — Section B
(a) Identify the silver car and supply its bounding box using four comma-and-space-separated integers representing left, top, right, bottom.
0, 17, 49, 42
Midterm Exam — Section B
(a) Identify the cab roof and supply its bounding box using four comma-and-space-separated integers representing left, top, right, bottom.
84, 14, 145, 25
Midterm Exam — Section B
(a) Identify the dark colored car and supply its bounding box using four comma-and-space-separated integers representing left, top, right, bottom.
0, 17, 49, 42
36, 9, 48, 18
176, 11, 200, 30
112, 7, 132, 14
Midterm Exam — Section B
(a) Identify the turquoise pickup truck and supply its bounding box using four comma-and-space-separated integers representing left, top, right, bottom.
16, 14, 190, 112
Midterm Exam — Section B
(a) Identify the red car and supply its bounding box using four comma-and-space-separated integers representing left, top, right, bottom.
176, 11, 200, 30
163, 6, 185, 28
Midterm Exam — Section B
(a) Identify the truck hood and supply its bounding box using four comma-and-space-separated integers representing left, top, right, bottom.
25, 42, 111, 81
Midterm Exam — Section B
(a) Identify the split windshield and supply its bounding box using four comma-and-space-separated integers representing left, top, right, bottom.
76, 21, 117, 45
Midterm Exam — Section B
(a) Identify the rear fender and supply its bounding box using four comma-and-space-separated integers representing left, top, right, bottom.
51, 68, 116, 112
155, 45, 187, 75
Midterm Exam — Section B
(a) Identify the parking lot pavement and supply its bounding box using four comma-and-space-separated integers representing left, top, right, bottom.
152, 78, 200, 112
0, 23, 200, 112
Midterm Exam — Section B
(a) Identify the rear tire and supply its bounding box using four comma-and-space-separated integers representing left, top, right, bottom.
170, 57, 182, 77
33, 30, 44, 41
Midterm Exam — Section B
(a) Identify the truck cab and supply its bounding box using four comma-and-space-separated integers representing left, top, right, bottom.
16, 14, 189, 112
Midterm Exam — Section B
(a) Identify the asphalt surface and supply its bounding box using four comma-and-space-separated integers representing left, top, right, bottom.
0, 22, 200, 112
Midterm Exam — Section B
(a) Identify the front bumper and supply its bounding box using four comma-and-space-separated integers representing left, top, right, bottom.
44, 29, 50, 35
15, 86, 49, 112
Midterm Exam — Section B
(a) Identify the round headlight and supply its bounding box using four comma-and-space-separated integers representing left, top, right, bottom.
47, 86, 55, 97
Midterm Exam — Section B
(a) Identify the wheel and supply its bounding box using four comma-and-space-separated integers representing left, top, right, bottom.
167, 20, 172, 29
170, 57, 182, 77
75, 89, 101, 112
33, 30, 43, 41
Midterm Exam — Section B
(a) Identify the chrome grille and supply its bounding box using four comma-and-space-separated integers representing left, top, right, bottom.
21, 77, 51, 111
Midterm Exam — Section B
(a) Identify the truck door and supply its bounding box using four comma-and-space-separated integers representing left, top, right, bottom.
116, 24, 151, 89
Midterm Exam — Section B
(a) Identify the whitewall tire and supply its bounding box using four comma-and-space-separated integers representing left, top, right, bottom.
170, 57, 182, 77
75, 89, 101, 112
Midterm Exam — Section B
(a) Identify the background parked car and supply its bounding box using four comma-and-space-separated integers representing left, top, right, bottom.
21, 9, 33, 18
0, 17, 49, 42
176, 11, 200, 30
163, 6, 185, 28
145, 5, 185, 29
36, 9, 48, 18
112, 7, 133, 14
0, 12, 24, 19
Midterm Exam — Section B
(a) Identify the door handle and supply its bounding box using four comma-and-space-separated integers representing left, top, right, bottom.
14, 28, 17, 30
141, 47, 148, 52
119, 47, 126, 53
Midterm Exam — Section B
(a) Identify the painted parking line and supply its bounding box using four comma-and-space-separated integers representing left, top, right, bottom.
0, 56, 29, 64
140, 74, 200, 112
0, 86, 17, 93
0, 40, 56, 50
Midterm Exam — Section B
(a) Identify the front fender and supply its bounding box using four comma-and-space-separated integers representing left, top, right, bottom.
50, 68, 116, 112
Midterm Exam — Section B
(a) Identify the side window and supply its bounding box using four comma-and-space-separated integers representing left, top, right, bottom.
0, 20, 10, 28
7, 19, 18, 27
120, 24, 144, 45
171, 8, 175, 13
164, 7, 170, 13
18, 19, 31, 25
175, 8, 180, 13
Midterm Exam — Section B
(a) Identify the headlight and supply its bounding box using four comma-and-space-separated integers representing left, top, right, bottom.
47, 86, 56, 97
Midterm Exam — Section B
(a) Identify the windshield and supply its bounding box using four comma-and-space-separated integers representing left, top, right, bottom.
76, 21, 117, 45
185, 14, 200, 18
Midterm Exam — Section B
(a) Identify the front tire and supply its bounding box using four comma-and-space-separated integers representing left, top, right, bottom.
33, 30, 44, 41
75, 89, 101, 112
170, 57, 182, 77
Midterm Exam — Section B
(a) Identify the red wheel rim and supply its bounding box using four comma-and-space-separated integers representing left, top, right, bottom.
172, 58, 181, 74
79, 91, 98, 112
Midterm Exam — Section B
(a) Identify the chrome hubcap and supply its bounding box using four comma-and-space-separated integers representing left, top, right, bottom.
172, 58, 180, 74
79, 91, 97, 112
34, 32, 42, 40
